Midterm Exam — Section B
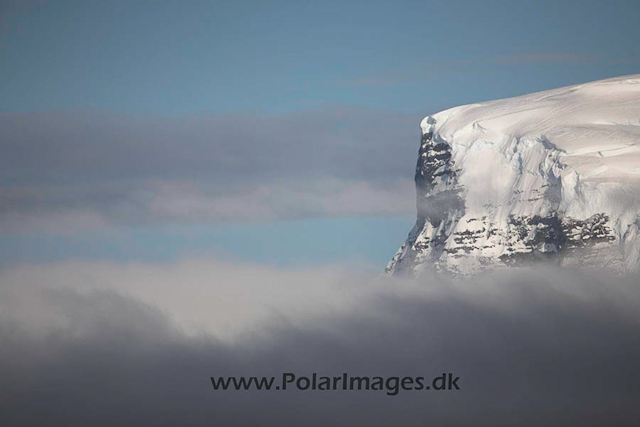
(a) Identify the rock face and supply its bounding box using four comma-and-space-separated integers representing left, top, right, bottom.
387, 75, 640, 276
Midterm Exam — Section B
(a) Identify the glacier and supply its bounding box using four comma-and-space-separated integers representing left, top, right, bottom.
387, 75, 640, 276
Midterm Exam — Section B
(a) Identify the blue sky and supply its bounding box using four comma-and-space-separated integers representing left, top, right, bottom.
1, 0, 639, 269
3, 0, 639, 114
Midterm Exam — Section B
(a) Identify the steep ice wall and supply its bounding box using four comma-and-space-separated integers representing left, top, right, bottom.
387, 75, 640, 276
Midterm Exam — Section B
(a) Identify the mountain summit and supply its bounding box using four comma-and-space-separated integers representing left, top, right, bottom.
387, 75, 640, 276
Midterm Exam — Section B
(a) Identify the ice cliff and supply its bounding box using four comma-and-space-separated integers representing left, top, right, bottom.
387, 75, 640, 276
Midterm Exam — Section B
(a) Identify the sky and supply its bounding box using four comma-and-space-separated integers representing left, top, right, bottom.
0, 1, 640, 268
2, 0, 639, 269
2, 2, 640, 425
2, 0, 640, 114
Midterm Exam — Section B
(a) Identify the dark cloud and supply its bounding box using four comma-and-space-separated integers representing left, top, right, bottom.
1, 261, 639, 426
0, 108, 421, 231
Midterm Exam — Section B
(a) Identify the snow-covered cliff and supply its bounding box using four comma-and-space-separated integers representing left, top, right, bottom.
387, 75, 640, 276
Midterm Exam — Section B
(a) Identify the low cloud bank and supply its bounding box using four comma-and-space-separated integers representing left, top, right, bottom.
1, 259, 639, 426
0, 179, 414, 234
0, 108, 420, 233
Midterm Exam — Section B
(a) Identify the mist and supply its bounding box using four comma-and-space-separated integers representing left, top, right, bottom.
1, 259, 639, 426
0, 108, 420, 233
